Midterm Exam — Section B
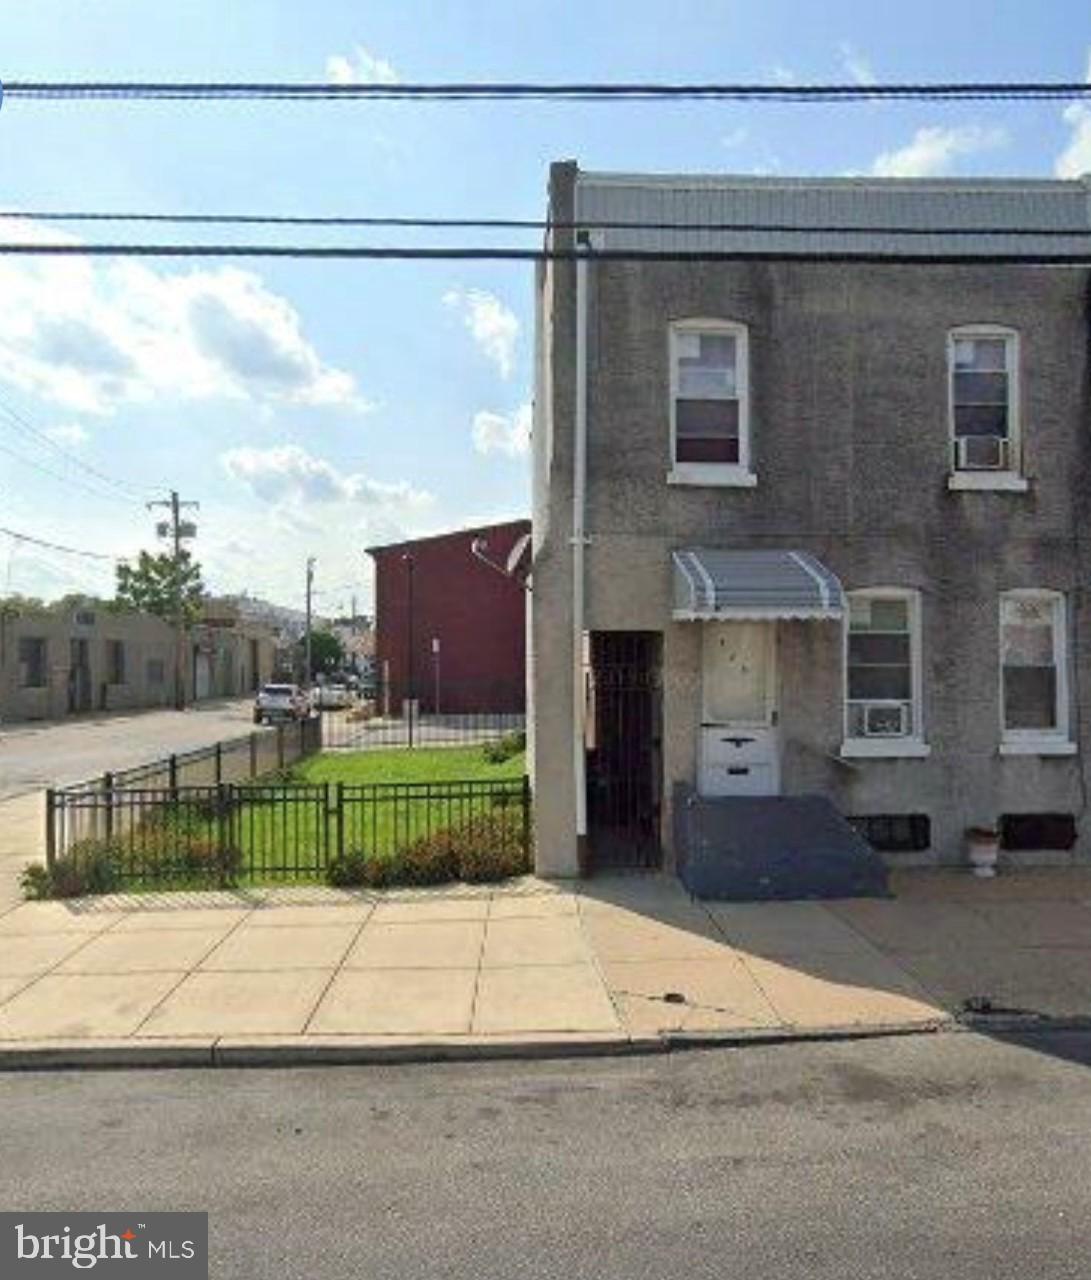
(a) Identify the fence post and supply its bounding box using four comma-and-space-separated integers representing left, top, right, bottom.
215, 741, 223, 786
522, 773, 532, 863
103, 771, 115, 841
250, 732, 258, 779
335, 782, 345, 861
322, 781, 331, 870
168, 754, 178, 798
45, 789, 57, 870
277, 725, 285, 770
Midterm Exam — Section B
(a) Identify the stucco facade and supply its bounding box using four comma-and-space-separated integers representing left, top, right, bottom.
0, 605, 275, 723
531, 163, 1091, 877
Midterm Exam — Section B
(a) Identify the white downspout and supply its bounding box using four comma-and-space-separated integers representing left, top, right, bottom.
572, 241, 589, 848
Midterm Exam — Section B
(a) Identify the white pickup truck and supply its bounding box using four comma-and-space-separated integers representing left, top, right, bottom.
253, 683, 311, 725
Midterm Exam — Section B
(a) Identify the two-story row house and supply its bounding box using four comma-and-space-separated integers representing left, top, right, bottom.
530, 162, 1091, 889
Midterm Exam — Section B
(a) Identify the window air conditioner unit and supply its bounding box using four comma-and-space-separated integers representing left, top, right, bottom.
863, 702, 909, 737
955, 434, 1008, 471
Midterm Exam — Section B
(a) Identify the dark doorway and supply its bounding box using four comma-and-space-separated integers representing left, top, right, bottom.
585, 631, 663, 870
67, 638, 91, 713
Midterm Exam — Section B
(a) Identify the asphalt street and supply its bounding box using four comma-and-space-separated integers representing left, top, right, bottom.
2, 1031, 1091, 1279
0, 699, 257, 800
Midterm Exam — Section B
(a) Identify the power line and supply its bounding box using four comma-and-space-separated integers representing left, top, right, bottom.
0, 242, 1090, 265
2, 210, 1090, 238
0, 391, 149, 501
0, 524, 121, 560
0, 434, 144, 507
2, 79, 1091, 102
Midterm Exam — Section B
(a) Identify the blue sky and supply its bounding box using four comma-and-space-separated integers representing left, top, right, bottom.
0, 0, 1088, 613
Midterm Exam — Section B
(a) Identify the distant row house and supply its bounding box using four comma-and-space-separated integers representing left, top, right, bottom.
0, 600, 276, 723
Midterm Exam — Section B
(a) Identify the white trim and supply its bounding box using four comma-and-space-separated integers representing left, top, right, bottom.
669, 319, 751, 477
840, 738, 932, 760
999, 739, 1078, 757
999, 588, 1072, 749
686, 550, 717, 612
674, 607, 843, 622
947, 325, 1022, 480
947, 472, 1029, 493
667, 464, 757, 488
842, 587, 926, 750
789, 551, 830, 609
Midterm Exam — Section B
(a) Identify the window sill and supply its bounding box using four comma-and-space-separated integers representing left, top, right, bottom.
667, 465, 757, 489
840, 739, 931, 760
999, 739, 1077, 757
947, 472, 1029, 493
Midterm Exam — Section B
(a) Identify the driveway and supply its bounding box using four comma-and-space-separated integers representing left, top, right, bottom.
0, 698, 257, 801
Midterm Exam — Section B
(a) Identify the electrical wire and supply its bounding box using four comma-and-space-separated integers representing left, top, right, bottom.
2, 79, 1091, 102
0, 243, 1090, 264
0, 524, 121, 560
0, 435, 144, 507
2, 211, 1090, 237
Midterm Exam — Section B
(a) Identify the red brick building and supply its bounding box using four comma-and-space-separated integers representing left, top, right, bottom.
366, 520, 530, 714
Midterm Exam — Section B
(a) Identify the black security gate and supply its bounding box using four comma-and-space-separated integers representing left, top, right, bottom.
585, 631, 662, 870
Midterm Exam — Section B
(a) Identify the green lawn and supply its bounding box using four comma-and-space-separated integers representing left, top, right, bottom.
115, 745, 528, 888
286, 745, 526, 786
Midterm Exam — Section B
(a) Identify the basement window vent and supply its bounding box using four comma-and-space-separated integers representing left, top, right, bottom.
848, 814, 931, 853
1000, 812, 1077, 851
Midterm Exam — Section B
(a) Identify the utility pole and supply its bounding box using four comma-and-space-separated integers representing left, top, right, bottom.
304, 556, 316, 687
148, 489, 199, 711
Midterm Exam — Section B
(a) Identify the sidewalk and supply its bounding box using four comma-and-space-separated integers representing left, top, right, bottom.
0, 792, 44, 915
2, 868, 1091, 1066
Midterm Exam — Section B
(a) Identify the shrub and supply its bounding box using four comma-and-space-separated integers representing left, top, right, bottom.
21, 837, 122, 900
326, 850, 369, 887
481, 730, 526, 765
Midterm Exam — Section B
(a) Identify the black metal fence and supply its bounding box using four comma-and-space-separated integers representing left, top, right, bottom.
319, 702, 525, 752
46, 775, 532, 886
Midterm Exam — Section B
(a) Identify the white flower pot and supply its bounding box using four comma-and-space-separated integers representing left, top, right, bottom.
967, 834, 1000, 879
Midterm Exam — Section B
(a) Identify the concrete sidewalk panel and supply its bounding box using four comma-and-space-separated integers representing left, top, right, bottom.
488, 893, 580, 920
244, 903, 375, 929
0, 903, 124, 935
969, 902, 1091, 949
344, 920, 485, 970
583, 913, 731, 963
371, 898, 490, 924
706, 901, 879, 957
741, 952, 945, 1029
199, 923, 359, 971
472, 963, 619, 1034
0, 932, 94, 976
604, 956, 782, 1034
891, 945, 1091, 1019
56, 928, 227, 975
0, 971, 185, 1039
137, 969, 330, 1037
482, 917, 591, 967
827, 899, 1001, 952
309, 967, 477, 1035
112, 908, 252, 933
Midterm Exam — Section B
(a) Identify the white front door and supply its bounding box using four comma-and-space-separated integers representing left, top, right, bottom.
698, 622, 780, 796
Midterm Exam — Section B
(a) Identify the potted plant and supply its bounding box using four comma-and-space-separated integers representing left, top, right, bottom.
966, 824, 1001, 878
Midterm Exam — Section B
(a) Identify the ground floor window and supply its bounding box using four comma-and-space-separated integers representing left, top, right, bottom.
106, 639, 126, 685
844, 589, 922, 746
1000, 591, 1069, 748
17, 636, 47, 688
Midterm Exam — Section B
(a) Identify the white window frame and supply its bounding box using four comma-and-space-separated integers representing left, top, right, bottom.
999, 589, 1075, 755
667, 318, 755, 488
841, 587, 930, 759
947, 324, 1027, 493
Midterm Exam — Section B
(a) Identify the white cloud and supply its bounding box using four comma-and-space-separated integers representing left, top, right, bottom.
472, 403, 532, 458
443, 289, 520, 379
0, 220, 365, 415
769, 64, 796, 86
326, 45, 399, 85
221, 443, 433, 510
44, 423, 90, 447
870, 125, 1007, 178
838, 42, 876, 86
721, 126, 749, 149
1055, 49, 1091, 178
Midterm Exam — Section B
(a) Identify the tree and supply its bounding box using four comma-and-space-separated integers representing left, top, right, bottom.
299, 629, 344, 680
115, 550, 205, 623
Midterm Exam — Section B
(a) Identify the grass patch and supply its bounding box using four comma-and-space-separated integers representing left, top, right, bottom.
286, 745, 525, 786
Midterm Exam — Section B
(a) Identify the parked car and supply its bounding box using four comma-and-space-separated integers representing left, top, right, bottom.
253, 683, 310, 724
313, 683, 354, 711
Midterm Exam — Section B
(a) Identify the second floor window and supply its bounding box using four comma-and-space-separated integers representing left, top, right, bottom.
670, 320, 750, 477
949, 326, 1019, 474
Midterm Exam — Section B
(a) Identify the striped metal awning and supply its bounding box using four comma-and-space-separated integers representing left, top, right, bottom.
672, 549, 845, 621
